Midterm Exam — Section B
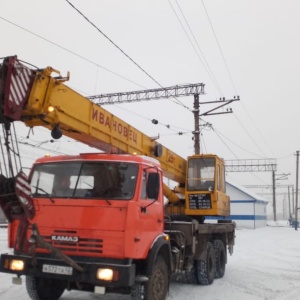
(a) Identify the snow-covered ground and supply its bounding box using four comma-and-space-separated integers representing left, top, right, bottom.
1, 222, 300, 300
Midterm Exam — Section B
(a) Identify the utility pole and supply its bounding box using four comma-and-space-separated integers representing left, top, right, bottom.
288, 185, 291, 219
193, 94, 200, 155
89, 84, 239, 156
292, 185, 295, 214
295, 151, 299, 230
272, 171, 276, 222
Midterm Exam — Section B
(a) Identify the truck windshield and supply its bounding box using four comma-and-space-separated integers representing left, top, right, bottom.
30, 162, 138, 200
187, 157, 215, 191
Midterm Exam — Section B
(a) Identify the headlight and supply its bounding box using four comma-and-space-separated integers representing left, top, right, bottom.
47, 106, 55, 113
96, 268, 114, 281
9, 260, 25, 271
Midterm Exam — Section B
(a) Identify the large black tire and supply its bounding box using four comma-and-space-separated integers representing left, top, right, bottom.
131, 256, 169, 300
213, 239, 226, 279
195, 242, 216, 285
26, 276, 66, 300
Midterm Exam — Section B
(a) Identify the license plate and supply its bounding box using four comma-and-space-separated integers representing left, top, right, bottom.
42, 264, 73, 275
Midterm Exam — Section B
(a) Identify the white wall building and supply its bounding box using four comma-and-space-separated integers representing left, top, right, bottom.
206, 182, 268, 229
226, 182, 268, 229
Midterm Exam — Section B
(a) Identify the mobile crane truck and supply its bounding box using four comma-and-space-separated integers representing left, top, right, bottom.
0, 56, 235, 300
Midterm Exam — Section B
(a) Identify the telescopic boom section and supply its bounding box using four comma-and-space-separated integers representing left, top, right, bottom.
0, 56, 186, 185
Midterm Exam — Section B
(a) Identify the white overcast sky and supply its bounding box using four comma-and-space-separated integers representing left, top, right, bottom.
1, 0, 300, 212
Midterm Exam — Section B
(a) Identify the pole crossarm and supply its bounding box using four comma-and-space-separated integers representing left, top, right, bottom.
200, 97, 240, 116
225, 158, 277, 172
88, 83, 205, 105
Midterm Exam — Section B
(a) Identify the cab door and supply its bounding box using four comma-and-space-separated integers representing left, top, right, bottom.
138, 169, 164, 251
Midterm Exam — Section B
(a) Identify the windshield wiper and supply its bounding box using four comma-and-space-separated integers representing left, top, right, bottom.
90, 189, 112, 205
33, 186, 55, 203
101, 191, 111, 206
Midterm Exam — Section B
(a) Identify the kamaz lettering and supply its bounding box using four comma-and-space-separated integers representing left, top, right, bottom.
51, 236, 79, 243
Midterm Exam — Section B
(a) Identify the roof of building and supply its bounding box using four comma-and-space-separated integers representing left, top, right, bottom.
226, 180, 269, 204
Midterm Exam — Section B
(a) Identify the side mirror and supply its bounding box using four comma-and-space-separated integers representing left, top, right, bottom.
146, 173, 160, 200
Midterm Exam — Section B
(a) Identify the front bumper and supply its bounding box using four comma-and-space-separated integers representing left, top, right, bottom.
0, 253, 135, 287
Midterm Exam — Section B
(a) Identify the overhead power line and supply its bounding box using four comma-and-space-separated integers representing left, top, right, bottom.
233, 114, 268, 157
200, 0, 238, 95
169, 0, 224, 96
65, 0, 192, 111
66, 1, 161, 89
199, 1, 274, 158
0, 16, 145, 89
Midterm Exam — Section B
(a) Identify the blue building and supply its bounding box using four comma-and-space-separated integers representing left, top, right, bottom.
206, 181, 268, 229
225, 182, 268, 229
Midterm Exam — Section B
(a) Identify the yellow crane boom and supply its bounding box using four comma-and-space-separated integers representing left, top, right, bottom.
0, 56, 186, 185
0, 56, 232, 217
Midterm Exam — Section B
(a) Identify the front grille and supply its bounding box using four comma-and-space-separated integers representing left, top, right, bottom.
40, 230, 103, 254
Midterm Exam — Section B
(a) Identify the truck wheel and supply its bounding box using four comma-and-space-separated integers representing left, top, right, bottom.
131, 256, 168, 300
213, 239, 226, 279
26, 276, 65, 300
195, 242, 216, 285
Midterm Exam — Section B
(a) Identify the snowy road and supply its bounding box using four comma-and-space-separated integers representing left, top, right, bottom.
1, 224, 300, 300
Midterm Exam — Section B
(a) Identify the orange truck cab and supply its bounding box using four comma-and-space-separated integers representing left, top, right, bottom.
2, 153, 172, 299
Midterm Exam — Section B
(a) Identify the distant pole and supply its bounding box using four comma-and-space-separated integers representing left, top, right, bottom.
193, 94, 200, 155
272, 171, 276, 222
292, 186, 295, 214
282, 195, 285, 220
288, 185, 291, 218
295, 151, 299, 230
